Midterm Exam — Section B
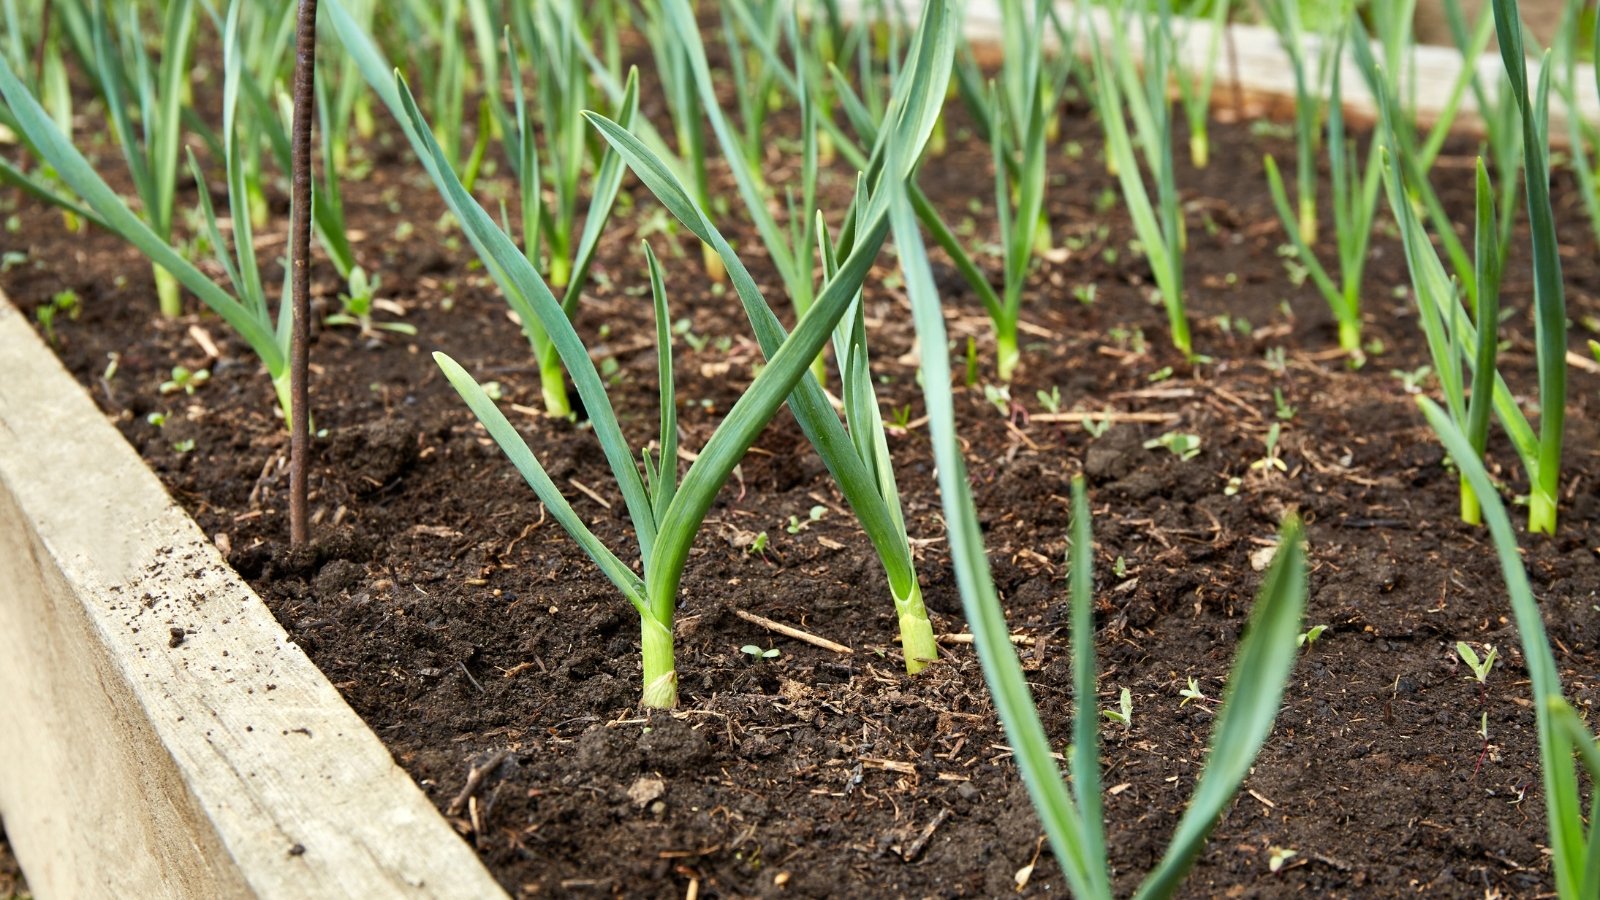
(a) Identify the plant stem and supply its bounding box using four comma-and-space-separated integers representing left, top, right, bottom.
154, 264, 182, 317
289, 0, 317, 549
1190, 130, 1209, 169
1528, 488, 1557, 535
701, 241, 726, 282
639, 612, 678, 709
1337, 317, 1361, 355
538, 350, 571, 419
1459, 478, 1482, 526
895, 579, 937, 675
996, 326, 1020, 383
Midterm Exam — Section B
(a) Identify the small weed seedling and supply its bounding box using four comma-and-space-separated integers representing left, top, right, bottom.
161, 366, 210, 396
1036, 385, 1062, 414
1457, 641, 1498, 777
1273, 388, 1297, 421
786, 505, 826, 534
1390, 365, 1432, 394
34, 288, 80, 344
1103, 687, 1133, 728
741, 645, 781, 661
745, 531, 770, 557
1268, 847, 1298, 874
1251, 424, 1289, 477
325, 267, 416, 337
1297, 624, 1329, 648
1145, 431, 1201, 461
983, 384, 1013, 416
1083, 413, 1112, 439
1179, 677, 1216, 708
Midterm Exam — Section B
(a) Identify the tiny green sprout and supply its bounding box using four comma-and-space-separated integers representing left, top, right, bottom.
1147, 366, 1174, 383
35, 289, 81, 343
1113, 555, 1128, 578
1589, 340, 1599, 364
1, 250, 28, 272
172, 438, 196, 454
1083, 412, 1113, 439
146, 412, 168, 428
1179, 676, 1210, 707
983, 384, 1012, 416
1391, 365, 1432, 395
1297, 624, 1329, 648
1144, 431, 1202, 461
741, 644, 780, 660
1251, 424, 1289, 477
481, 381, 505, 402
326, 267, 416, 337
1273, 388, 1297, 421
746, 531, 770, 556
889, 405, 913, 430
1103, 687, 1133, 727
1036, 385, 1062, 414
1073, 283, 1097, 305
103, 353, 119, 383
160, 366, 210, 396
1268, 846, 1297, 874
964, 335, 980, 387
1224, 475, 1243, 496
1456, 642, 1497, 684
1264, 346, 1287, 375
786, 505, 826, 535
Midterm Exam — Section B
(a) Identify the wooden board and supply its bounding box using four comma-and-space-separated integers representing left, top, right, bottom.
0, 293, 508, 900
845, 0, 1600, 142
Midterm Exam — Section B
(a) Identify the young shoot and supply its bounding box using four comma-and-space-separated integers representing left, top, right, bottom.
894, 172, 1308, 900
1297, 624, 1328, 648
1103, 687, 1133, 728
324, 267, 415, 337
741, 645, 781, 661
1262, 25, 1382, 359
1088, 0, 1192, 358
1174, 0, 1232, 169
1456, 641, 1497, 684
1145, 431, 1202, 461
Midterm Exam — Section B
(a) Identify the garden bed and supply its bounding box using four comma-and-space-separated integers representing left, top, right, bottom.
4, 10, 1600, 900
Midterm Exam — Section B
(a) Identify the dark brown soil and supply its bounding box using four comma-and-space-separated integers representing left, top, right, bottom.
0, 830, 25, 900
4, 65, 1600, 899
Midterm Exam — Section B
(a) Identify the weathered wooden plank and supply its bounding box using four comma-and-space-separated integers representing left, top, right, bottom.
843, 0, 1600, 141
0, 293, 508, 900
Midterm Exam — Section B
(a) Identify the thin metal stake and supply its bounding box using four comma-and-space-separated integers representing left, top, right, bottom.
289, 0, 318, 547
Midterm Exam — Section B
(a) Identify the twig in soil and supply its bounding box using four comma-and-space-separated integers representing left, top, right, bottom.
456, 661, 484, 694
1030, 410, 1179, 424
900, 808, 951, 862
937, 632, 1038, 647
446, 749, 511, 817
288, 0, 317, 548
567, 478, 611, 509
732, 610, 852, 654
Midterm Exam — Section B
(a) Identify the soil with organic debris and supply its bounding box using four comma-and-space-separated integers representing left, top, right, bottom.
5, 66, 1600, 900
